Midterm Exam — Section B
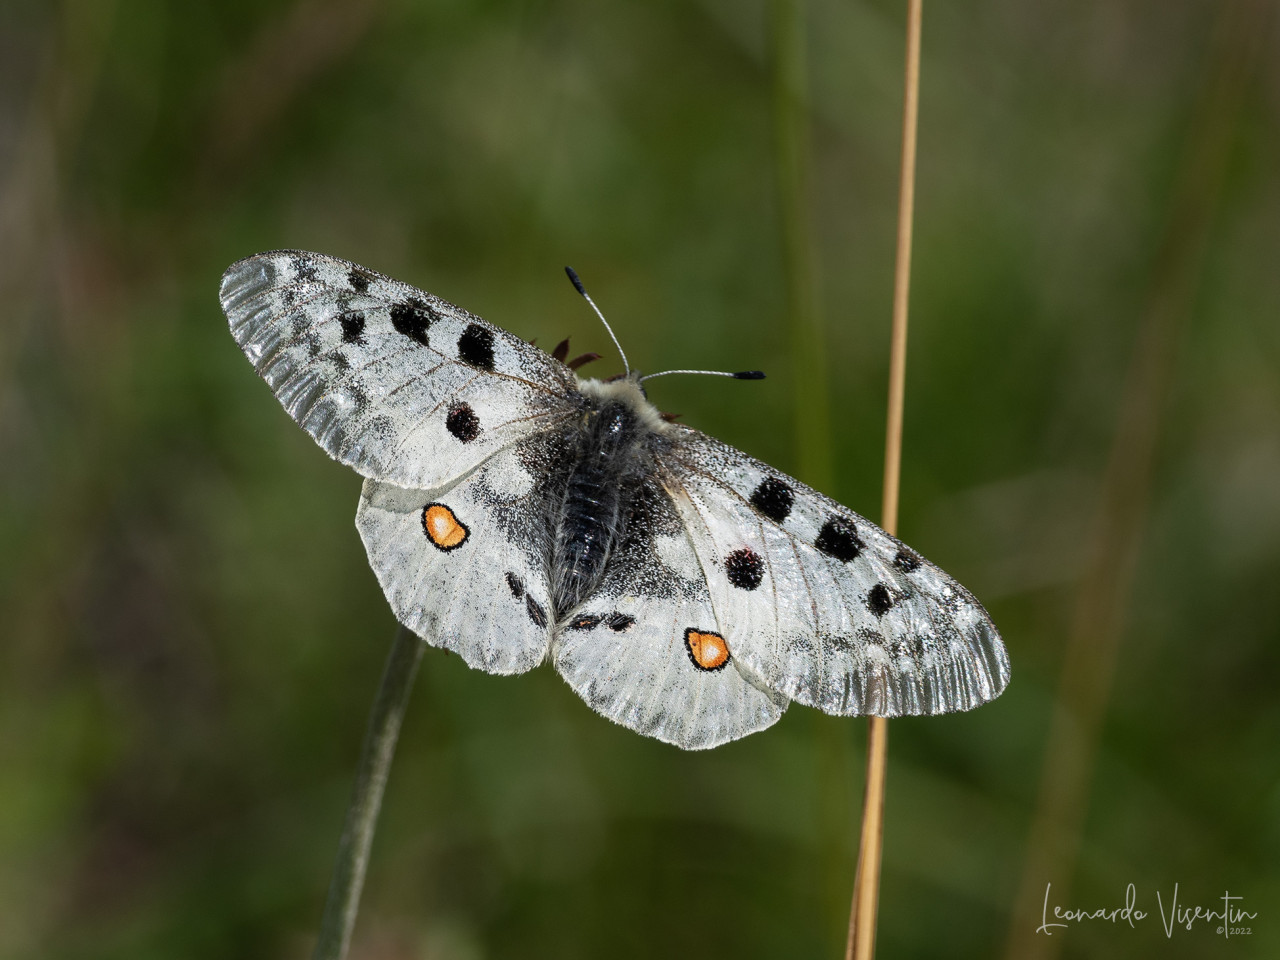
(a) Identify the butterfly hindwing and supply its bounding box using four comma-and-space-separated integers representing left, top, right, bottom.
552, 477, 787, 750
356, 436, 557, 674
220, 250, 579, 489
660, 427, 1009, 717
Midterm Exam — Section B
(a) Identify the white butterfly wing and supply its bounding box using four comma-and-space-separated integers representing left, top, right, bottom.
220, 250, 578, 490
356, 436, 557, 674
552, 477, 787, 749
659, 427, 1009, 717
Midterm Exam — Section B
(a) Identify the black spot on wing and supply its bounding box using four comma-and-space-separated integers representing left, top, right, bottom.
390, 298, 436, 345
348, 268, 372, 293
339, 310, 366, 344
606, 613, 635, 632
815, 516, 863, 561
446, 402, 480, 443
893, 548, 921, 572
457, 323, 496, 370
526, 595, 548, 629
750, 477, 794, 523
505, 572, 525, 599
724, 548, 764, 591
866, 583, 894, 617
568, 614, 602, 631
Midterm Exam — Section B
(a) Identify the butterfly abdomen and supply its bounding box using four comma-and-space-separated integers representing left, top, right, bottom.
549, 401, 652, 617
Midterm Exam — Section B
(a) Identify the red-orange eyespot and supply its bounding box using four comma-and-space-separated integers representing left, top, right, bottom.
684, 628, 730, 671
422, 503, 469, 551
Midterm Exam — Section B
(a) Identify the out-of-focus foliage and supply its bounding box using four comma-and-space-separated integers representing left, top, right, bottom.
0, 1, 1276, 958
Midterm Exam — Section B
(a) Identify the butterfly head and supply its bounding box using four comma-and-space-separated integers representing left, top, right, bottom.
576, 372, 670, 436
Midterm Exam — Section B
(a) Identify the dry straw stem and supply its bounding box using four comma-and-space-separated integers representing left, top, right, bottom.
313, 624, 424, 960
1002, 4, 1271, 959
846, 1, 923, 958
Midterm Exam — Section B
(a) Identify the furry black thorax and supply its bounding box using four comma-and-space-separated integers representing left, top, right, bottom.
545, 385, 668, 618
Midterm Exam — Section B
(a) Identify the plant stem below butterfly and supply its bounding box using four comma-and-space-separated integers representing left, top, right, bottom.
313, 624, 424, 960
848, 1, 923, 958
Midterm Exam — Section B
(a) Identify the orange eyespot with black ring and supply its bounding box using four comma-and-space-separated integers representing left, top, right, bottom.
422, 503, 469, 551
684, 628, 730, 671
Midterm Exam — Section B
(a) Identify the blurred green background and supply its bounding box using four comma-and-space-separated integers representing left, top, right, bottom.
1, 1, 1277, 958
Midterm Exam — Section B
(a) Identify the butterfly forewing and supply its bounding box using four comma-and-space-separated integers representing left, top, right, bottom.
660, 427, 1009, 717
220, 250, 579, 490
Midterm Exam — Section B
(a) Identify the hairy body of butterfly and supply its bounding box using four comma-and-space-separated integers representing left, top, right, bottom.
221, 250, 1010, 749
548, 391, 657, 616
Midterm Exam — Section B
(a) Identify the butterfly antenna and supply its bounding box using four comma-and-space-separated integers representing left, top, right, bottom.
640, 369, 766, 381
565, 267, 630, 376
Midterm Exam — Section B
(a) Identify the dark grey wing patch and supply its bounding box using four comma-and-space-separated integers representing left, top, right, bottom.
552, 477, 786, 750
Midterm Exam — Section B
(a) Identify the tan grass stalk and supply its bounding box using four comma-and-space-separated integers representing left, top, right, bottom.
847, 2, 923, 958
